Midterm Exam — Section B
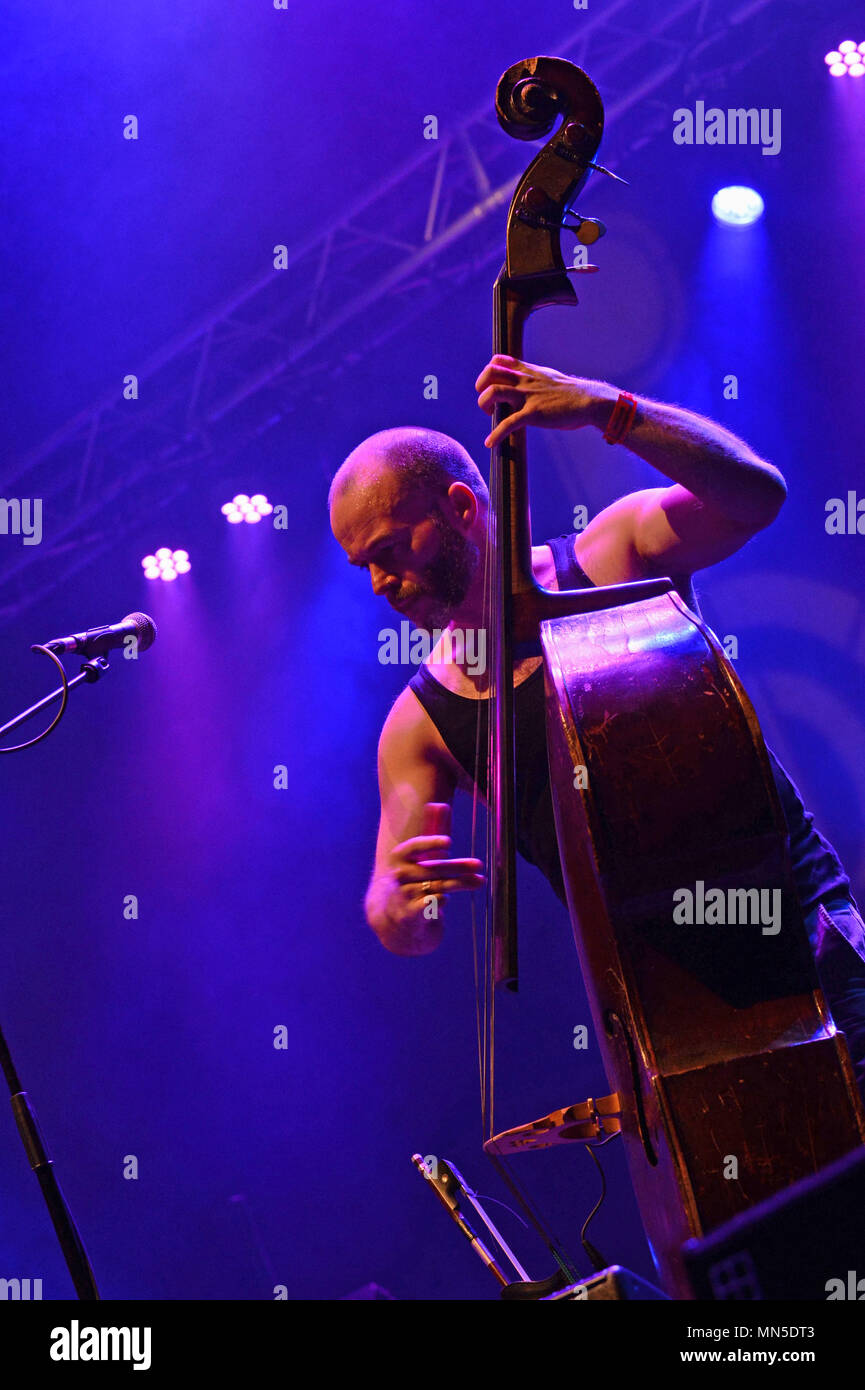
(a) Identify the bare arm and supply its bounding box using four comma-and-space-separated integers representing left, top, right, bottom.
476, 355, 787, 577
365, 687, 485, 956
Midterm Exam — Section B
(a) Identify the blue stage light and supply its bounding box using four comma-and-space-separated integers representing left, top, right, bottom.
825, 41, 865, 77
221, 493, 274, 524
711, 186, 765, 227
142, 548, 191, 581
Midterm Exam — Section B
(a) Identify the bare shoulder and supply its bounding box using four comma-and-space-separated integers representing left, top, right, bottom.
379, 684, 462, 779
531, 543, 558, 591
572, 495, 647, 586
573, 495, 698, 606
531, 530, 638, 590
375, 681, 464, 811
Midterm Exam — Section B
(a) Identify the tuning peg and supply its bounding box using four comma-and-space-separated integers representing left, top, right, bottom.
587, 161, 629, 186
519, 185, 555, 219
567, 215, 606, 245
515, 189, 606, 246
560, 121, 594, 152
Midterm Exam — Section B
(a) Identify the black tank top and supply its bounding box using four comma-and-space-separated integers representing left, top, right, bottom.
408, 534, 851, 912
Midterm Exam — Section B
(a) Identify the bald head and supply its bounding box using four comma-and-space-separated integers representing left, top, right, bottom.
329, 427, 487, 627
328, 427, 488, 516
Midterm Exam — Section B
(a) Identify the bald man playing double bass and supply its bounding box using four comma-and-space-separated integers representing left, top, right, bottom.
329, 354, 865, 1097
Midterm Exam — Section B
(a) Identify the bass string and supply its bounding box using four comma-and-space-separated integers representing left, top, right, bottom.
483, 290, 507, 1147
472, 418, 581, 1285
470, 464, 495, 1142
486, 465, 498, 1144
476, 447, 499, 1145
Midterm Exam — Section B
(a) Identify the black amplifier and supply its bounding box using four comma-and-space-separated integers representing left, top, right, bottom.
682, 1145, 865, 1300
541, 1265, 669, 1300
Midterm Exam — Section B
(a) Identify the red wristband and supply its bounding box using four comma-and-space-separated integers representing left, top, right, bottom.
603, 391, 638, 445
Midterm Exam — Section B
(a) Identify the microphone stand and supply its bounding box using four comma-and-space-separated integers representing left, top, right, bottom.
0, 1031, 100, 1300
0, 654, 107, 1300
0, 653, 109, 743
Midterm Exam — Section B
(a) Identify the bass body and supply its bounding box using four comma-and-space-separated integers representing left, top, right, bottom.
542, 592, 865, 1296
480, 55, 865, 1299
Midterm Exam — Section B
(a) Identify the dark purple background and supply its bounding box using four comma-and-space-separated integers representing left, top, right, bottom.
1, 0, 863, 1299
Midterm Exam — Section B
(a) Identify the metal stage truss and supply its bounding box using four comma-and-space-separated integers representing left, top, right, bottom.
3, 0, 803, 626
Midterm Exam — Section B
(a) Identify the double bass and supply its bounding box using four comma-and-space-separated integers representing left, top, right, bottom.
476, 56, 865, 1298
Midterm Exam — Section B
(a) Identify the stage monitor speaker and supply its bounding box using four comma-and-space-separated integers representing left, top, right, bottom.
682, 1144, 865, 1300
541, 1265, 669, 1301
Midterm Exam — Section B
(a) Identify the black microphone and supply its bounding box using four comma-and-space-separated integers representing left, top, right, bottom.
43, 613, 157, 658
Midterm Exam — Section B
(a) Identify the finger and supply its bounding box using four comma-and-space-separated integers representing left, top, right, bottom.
421, 803, 451, 837
484, 408, 530, 449
392, 834, 452, 860
474, 364, 526, 393
477, 384, 524, 415
412, 875, 486, 897
416, 857, 485, 876
492, 354, 556, 378
395, 858, 484, 883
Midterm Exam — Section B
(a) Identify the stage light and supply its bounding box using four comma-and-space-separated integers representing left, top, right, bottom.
711, 186, 764, 227
825, 41, 865, 75
221, 492, 274, 523
142, 548, 191, 581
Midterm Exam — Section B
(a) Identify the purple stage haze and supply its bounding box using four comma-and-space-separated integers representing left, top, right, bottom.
1, 0, 864, 1302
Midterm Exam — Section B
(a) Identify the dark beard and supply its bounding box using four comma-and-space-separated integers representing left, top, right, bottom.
405, 508, 479, 629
